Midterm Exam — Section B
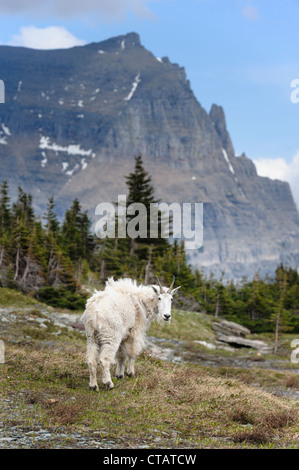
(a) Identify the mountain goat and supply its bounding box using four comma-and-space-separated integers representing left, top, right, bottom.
81, 276, 180, 390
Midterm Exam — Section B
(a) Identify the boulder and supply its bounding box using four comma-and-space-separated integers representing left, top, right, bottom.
213, 319, 272, 353
216, 333, 270, 351
212, 320, 251, 338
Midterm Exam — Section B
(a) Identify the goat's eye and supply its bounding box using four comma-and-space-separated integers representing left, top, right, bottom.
158, 297, 161, 301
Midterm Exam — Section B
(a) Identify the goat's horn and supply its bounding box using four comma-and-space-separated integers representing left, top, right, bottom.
168, 275, 175, 293
155, 275, 164, 294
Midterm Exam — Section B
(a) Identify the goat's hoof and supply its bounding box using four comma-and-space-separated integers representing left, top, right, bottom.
126, 372, 134, 378
89, 385, 99, 392
103, 381, 114, 390
116, 374, 124, 379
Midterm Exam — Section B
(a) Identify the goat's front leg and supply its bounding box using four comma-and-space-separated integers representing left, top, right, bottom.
86, 339, 99, 391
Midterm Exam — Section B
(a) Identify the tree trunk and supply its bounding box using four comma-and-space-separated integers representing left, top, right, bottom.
144, 245, 152, 285
130, 238, 136, 257
274, 309, 280, 354
0, 246, 4, 268
100, 259, 105, 281
14, 245, 20, 281
20, 255, 30, 287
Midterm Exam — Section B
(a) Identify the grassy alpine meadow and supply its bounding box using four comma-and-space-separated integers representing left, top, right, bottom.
0, 287, 299, 449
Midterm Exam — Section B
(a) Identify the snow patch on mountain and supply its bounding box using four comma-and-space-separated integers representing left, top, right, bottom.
2, 124, 11, 136
124, 73, 141, 101
0, 123, 11, 145
39, 136, 95, 158
222, 149, 235, 175
81, 158, 88, 170
62, 162, 69, 172
222, 149, 245, 199
66, 163, 80, 177
41, 152, 47, 168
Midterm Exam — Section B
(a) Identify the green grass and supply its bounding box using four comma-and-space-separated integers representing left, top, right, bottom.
148, 309, 215, 343
1, 288, 299, 448
1, 344, 298, 448
0, 287, 41, 308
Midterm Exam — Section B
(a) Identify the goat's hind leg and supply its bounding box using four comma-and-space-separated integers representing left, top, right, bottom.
99, 344, 119, 390
126, 357, 136, 378
124, 336, 143, 378
86, 338, 99, 391
115, 343, 128, 379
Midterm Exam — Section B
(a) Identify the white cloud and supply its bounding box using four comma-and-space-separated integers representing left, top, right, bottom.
9, 26, 86, 50
253, 152, 299, 209
242, 4, 259, 21
0, 0, 156, 21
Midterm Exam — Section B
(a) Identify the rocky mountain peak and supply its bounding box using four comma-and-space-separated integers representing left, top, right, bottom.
0, 33, 299, 279
209, 104, 235, 159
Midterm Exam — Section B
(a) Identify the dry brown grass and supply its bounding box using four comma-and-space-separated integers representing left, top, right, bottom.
232, 408, 296, 444
46, 402, 82, 426
233, 425, 274, 444
285, 375, 299, 389
1, 344, 298, 447
229, 406, 255, 425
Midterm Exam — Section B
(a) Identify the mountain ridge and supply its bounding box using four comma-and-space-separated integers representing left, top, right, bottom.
0, 31, 298, 279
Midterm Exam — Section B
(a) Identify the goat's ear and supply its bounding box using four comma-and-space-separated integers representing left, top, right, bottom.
151, 286, 159, 295
171, 286, 181, 295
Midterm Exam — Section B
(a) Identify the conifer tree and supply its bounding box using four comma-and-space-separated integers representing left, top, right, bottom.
44, 196, 60, 236
124, 155, 169, 278
62, 199, 94, 262
0, 181, 11, 233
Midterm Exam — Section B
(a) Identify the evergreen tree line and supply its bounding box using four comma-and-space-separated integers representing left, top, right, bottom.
1, 156, 299, 335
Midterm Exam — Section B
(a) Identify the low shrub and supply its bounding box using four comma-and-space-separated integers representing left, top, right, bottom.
35, 287, 87, 310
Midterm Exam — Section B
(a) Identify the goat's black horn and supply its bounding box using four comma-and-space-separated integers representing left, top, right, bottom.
168, 276, 175, 293
155, 275, 164, 294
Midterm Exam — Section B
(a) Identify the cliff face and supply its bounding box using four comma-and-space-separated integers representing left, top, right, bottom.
0, 32, 299, 279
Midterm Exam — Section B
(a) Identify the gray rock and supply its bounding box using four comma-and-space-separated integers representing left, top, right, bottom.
145, 339, 175, 362
213, 319, 272, 352
213, 320, 251, 338
217, 333, 270, 351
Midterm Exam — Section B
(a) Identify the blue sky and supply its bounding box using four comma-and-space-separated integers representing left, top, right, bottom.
1, 0, 299, 204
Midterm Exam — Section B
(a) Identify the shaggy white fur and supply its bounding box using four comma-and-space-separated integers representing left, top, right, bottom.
81, 277, 180, 390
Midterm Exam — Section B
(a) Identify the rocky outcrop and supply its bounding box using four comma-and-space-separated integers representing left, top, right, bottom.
212, 320, 251, 338
213, 319, 272, 353
1, 32, 299, 279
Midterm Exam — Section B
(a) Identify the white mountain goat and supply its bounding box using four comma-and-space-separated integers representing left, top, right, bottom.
81, 276, 180, 390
